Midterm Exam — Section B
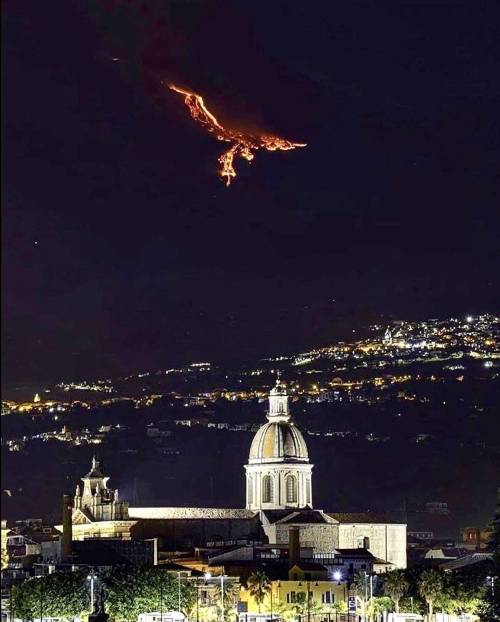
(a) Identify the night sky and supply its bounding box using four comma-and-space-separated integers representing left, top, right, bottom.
3, 0, 499, 387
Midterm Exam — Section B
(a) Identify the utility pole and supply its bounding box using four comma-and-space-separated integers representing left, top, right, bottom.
40, 576, 44, 622
369, 574, 373, 622
196, 577, 200, 622
178, 571, 182, 613
307, 580, 311, 622
160, 576, 163, 622
364, 573, 368, 622
221, 574, 225, 622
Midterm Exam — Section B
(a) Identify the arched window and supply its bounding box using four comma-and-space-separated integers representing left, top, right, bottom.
247, 476, 254, 504
286, 475, 297, 503
262, 475, 274, 503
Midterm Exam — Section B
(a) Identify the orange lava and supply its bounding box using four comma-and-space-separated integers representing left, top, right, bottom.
168, 83, 306, 186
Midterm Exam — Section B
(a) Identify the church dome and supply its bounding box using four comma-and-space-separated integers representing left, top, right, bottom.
249, 420, 309, 463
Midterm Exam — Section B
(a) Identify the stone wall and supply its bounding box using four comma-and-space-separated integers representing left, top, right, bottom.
265, 522, 340, 554
338, 523, 407, 568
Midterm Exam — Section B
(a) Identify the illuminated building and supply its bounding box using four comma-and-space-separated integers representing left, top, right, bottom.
1, 520, 8, 569
58, 457, 137, 540
245, 378, 313, 511
57, 382, 407, 568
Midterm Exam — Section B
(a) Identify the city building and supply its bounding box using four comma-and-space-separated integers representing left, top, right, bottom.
58, 379, 407, 570
460, 525, 493, 550
1, 520, 8, 569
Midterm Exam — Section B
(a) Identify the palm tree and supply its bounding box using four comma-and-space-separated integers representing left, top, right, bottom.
351, 572, 368, 616
383, 570, 409, 613
418, 569, 444, 620
247, 571, 271, 614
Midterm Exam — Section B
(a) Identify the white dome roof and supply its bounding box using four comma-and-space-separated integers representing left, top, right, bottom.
249, 420, 309, 463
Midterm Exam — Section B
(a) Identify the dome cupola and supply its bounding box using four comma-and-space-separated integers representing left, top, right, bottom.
245, 378, 313, 511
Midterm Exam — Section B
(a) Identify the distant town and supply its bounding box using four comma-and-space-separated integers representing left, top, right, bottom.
1, 313, 498, 622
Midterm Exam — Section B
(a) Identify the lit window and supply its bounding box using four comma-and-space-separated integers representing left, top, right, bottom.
286, 475, 297, 503
263, 475, 274, 503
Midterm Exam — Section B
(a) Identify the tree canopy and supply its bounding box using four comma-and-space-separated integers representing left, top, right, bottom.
12, 571, 89, 621
104, 566, 195, 622
12, 566, 196, 622
246, 571, 271, 613
382, 570, 409, 613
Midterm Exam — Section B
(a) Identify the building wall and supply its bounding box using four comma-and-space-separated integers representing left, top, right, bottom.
1, 520, 8, 569
240, 580, 346, 614
264, 523, 340, 554
131, 516, 263, 550
460, 526, 492, 550
338, 524, 407, 569
245, 464, 313, 511
264, 521, 407, 569
63, 520, 137, 541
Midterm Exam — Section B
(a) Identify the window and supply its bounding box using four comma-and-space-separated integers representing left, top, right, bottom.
306, 479, 311, 504
322, 591, 333, 604
286, 475, 297, 503
248, 477, 253, 503
263, 475, 274, 503
287, 592, 297, 603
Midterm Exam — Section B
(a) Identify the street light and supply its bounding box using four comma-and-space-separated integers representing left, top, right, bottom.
333, 571, 342, 585
486, 576, 495, 598
204, 571, 226, 622
87, 569, 97, 614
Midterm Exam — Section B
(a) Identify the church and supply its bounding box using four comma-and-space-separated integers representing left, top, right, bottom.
62, 379, 407, 569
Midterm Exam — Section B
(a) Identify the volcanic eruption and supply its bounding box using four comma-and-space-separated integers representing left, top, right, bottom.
168, 83, 306, 186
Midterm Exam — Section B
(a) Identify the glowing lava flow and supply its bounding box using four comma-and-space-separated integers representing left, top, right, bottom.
168, 83, 306, 186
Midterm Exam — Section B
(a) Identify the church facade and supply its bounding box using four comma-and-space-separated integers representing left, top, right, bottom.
61, 379, 407, 569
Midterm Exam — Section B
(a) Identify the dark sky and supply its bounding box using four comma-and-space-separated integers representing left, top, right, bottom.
2, 0, 499, 386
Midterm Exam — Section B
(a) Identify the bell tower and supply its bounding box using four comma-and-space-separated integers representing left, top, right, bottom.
73, 457, 129, 521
